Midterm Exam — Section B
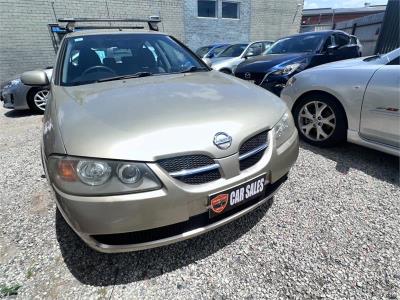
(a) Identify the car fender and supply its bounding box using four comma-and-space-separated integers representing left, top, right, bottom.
285, 68, 376, 132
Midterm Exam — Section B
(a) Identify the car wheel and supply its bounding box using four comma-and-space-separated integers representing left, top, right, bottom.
293, 93, 347, 147
27, 88, 49, 113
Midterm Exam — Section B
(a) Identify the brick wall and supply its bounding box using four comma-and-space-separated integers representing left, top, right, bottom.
0, 0, 184, 81
184, 0, 303, 51
250, 0, 303, 41
184, 0, 251, 51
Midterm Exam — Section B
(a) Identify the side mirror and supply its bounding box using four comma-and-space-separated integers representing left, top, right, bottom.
244, 51, 255, 59
327, 44, 339, 55
21, 70, 49, 86
202, 58, 212, 68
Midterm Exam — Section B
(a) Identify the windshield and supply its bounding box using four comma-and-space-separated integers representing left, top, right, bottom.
363, 51, 397, 64
363, 55, 382, 62
196, 46, 213, 57
212, 45, 228, 56
60, 34, 206, 86
264, 34, 324, 54
218, 44, 248, 58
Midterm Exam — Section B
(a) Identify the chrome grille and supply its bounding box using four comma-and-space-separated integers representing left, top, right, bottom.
158, 131, 268, 184
158, 155, 214, 173
239, 131, 269, 171
176, 169, 221, 184
157, 155, 221, 184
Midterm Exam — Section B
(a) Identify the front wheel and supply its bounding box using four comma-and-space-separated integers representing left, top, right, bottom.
27, 88, 49, 113
293, 94, 347, 147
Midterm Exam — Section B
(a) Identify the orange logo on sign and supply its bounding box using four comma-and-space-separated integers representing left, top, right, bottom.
210, 194, 229, 214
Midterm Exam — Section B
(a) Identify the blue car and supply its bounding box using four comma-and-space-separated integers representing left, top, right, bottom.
235, 30, 361, 96
195, 43, 230, 59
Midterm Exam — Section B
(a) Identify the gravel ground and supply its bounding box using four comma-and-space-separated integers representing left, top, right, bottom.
0, 105, 399, 300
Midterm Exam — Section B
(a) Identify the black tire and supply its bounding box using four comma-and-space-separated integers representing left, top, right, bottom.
293, 92, 347, 147
27, 87, 48, 114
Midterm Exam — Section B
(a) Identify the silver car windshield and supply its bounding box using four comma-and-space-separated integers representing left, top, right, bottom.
60, 34, 206, 86
217, 44, 248, 58
363, 48, 400, 64
196, 46, 213, 57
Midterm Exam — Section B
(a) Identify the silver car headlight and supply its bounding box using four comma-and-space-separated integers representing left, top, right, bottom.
274, 112, 295, 148
4, 78, 21, 89
47, 156, 161, 196
10, 79, 21, 86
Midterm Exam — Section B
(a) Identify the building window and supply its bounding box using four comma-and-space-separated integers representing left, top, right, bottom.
222, 2, 239, 19
198, 0, 217, 18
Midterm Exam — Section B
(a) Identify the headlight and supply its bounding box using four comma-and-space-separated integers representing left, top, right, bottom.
4, 78, 21, 89
272, 63, 302, 76
10, 79, 21, 86
117, 164, 141, 184
274, 112, 295, 148
48, 156, 161, 196
76, 160, 112, 186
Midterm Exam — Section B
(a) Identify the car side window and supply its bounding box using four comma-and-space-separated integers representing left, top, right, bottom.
323, 35, 333, 51
246, 42, 263, 56
263, 42, 272, 50
214, 46, 225, 54
334, 34, 350, 48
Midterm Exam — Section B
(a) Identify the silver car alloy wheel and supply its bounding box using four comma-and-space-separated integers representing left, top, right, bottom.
298, 101, 336, 141
33, 89, 49, 111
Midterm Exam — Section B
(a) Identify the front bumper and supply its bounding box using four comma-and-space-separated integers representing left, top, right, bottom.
1, 84, 29, 110
259, 75, 289, 96
48, 130, 299, 253
1, 88, 15, 109
236, 71, 291, 96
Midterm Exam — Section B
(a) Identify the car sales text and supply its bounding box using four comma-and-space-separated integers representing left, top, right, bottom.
230, 177, 265, 206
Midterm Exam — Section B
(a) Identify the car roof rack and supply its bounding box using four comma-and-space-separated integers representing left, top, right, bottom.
48, 16, 161, 53
57, 16, 161, 32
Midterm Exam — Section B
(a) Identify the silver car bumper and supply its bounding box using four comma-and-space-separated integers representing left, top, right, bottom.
1, 84, 30, 110
48, 131, 299, 253
2, 88, 15, 109
60, 183, 282, 253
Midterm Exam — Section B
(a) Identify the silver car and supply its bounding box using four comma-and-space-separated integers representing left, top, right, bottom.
210, 41, 274, 74
22, 24, 298, 253
281, 48, 399, 156
1, 68, 52, 113
195, 44, 230, 59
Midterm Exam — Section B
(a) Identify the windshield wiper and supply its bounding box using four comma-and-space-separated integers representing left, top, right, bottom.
97, 72, 153, 83
180, 66, 209, 73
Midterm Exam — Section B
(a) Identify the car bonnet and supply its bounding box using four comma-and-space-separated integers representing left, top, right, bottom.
52, 71, 287, 161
